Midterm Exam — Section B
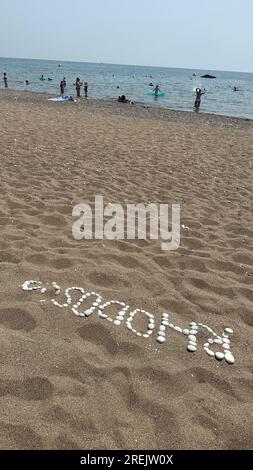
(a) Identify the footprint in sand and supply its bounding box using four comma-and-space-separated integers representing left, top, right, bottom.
0, 307, 36, 332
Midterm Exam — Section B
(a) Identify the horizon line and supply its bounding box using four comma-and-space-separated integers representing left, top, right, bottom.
0, 55, 252, 75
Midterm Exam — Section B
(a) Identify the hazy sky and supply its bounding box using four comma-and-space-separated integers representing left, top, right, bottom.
0, 0, 252, 72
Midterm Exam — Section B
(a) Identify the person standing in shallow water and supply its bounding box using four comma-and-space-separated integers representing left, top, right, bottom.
83, 81, 88, 98
60, 80, 65, 96
76, 77, 82, 98
3, 73, 8, 88
194, 88, 205, 110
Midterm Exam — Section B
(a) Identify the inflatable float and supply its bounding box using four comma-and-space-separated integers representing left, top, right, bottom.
146, 91, 166, 97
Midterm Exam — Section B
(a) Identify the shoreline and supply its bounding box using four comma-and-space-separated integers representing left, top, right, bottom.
1, 89, 253, 130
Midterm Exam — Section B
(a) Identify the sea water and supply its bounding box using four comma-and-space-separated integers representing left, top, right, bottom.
1, 57, 253, 119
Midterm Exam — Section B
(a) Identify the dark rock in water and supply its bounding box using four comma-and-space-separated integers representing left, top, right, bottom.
201, 74, 216, 79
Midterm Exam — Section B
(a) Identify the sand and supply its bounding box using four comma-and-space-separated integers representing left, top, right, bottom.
0, 90, 252, 450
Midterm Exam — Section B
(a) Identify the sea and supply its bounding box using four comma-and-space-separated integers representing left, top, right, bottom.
1, 57, 253, 119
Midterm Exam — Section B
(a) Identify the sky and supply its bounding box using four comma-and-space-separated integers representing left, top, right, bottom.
0, 0, 252, 72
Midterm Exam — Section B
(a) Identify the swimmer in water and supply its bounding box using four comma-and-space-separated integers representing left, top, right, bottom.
153, 85, 160, 95
118, 95, 135, 105
194, 88, 205, 109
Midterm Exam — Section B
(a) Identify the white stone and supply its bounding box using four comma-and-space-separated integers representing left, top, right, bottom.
225, 353, 235, 365
85, 309, 94, 317
174, 326, 182, 333
204, 343, 209, 348
187, 345, 197, 352
189, 330, 197, 335
41, 288, 47, 294
223, 338, 230, 344
158, 331, 166, 337
127, 324, 133, 331
225, 328, 233, 335
214, 339, 223, 345
159, 325, 166, 332
222, 344, 230, 350
189, 341, 197, 346
114, 320, 121, 326
191, 325, 198, 330
143, 334, 149, 339
190, 322, 197, 326
208, 339, 214, 344
117, 316, 124, 321
72, 308, 78, 315
148, 324, 155, 330
162, 321, 169, 327
188, 335, 197, 342
183, 329, 190, 336
206, 349, 215, 357
157, 336, 166, 344
99, 313, 108, 319
162, 313, 169, 319
215, 352, 225, 361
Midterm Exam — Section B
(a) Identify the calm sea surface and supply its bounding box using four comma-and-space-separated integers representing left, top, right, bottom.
1, 57, 253, 119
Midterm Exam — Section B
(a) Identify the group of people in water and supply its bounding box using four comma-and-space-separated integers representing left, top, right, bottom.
75, 78, 89, 98
2, 71, 241, 110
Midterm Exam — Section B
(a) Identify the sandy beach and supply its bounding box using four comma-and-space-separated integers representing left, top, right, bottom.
0, 90, 252, 450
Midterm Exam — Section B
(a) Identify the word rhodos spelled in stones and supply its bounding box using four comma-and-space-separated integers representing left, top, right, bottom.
21, 280, 236, 366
